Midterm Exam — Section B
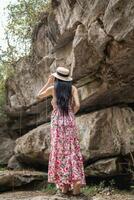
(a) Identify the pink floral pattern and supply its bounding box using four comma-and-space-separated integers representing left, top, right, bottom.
48, 102, 86, 190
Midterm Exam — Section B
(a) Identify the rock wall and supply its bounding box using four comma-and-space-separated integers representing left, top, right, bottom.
2, 0, 134, 179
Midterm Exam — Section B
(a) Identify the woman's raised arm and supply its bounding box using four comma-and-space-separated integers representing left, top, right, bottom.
36, 74, 54, 101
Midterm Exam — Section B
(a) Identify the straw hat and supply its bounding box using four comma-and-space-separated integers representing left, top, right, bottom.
51, 67, 73, 81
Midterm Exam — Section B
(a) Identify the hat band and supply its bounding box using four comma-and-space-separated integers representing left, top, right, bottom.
57, 71, 69, 77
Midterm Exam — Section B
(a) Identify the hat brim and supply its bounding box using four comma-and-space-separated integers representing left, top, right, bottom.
51, 72, 73, 81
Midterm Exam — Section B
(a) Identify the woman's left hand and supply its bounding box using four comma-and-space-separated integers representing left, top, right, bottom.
48, 74, 55, 84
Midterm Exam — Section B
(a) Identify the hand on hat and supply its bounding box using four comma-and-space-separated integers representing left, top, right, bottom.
48, 74, 55, 84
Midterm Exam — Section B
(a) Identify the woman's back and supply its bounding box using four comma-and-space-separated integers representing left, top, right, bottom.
51, 85, 75, 111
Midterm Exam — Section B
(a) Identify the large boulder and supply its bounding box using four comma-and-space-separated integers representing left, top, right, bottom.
85, 157, 119, 177
14, 123, 51, 168
7, 155, 25, 170
78, 106, 134, 161
5, 57, 52, 108
0, 170, 47, 192
72, 24, 102, 81
12, 107, 134, 174
0, 128, 15, 166
0, 137, 15, 166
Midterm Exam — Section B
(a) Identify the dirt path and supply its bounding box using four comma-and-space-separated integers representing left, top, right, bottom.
92, 193, 134, 200
0, 190, 134, 200
0, 191, 88, 200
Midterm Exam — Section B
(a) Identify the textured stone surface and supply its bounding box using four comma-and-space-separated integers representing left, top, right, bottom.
0, 128, 15, 166
0, 170, 47, 192
77, 107, 134, 161
12, 107, 134, 175
7, 155, 25, 170
85, 158, 119, 177
5, 0, 134, 110
14, 123, 51, 167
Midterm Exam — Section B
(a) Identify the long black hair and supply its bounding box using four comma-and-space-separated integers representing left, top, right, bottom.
54, 77, 72, 115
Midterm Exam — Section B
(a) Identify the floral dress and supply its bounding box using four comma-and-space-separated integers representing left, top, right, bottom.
48, 94, 86, 190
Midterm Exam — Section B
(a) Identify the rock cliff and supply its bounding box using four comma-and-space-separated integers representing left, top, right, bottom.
1, 0, 134, 189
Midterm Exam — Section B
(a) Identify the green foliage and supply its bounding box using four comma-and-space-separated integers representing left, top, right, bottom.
0, 64, 11, 121
0, 0, 52, 69
41, 183, 57, 194
0, 59, 15, 121
0, 81, 6, 118
0, 166, 6, 171
81, 180, 116, 197
81, 185, 99, 197
0, 0, 51, 120
4, 0, 51, 58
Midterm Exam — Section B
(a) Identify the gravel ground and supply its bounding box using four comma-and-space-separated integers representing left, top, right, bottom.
92, 193, 134, 200
0, 191, 89, 200
0, 190, 133, 200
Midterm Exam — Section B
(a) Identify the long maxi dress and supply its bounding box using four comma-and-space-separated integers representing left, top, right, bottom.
48, 94, 86, 190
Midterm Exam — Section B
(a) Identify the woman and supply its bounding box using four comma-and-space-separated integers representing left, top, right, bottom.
36, 66, 86, 195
